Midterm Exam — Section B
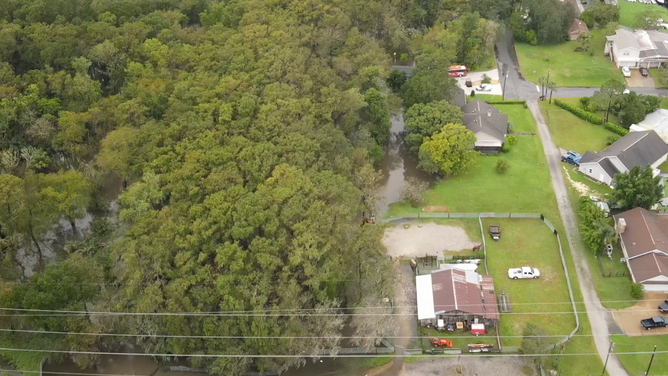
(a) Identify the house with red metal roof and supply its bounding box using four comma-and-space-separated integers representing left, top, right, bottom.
415, 268, 499, 330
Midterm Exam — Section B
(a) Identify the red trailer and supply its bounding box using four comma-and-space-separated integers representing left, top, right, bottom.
471, 323, 485, 336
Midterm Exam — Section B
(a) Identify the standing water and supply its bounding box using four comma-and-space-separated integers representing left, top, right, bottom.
376, 113, 434, 217
41, 115, 425, 376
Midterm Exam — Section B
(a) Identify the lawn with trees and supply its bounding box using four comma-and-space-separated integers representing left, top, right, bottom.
617, 0, 668, 29
514, 31, 623, 87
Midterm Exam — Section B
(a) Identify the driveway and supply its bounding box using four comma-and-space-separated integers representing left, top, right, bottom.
495, 29, 542, 101
454, 69, 503, 96
612, 292, 668, 336
527, 101, 628, 376
625, 69, 655, 88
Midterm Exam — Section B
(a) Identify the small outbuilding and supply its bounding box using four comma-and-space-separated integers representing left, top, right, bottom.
568, 19, 590, 41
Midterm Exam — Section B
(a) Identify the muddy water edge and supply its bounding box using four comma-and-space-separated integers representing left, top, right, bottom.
41, 114, 425, 376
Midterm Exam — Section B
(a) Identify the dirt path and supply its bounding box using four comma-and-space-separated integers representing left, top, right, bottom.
384, 263, 418, 375
397, 356, 536, 376
382, 223, 477, 258
527, 100, 628, 376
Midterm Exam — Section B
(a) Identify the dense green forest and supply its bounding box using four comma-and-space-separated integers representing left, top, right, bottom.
0, 0, 562, 374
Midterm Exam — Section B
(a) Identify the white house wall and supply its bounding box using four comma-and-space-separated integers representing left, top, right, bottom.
617, 238, 637, 283
642, 283, 668, 292
651, 153, 668, 168
474, 131, 502, 147
579, 162, 613, 185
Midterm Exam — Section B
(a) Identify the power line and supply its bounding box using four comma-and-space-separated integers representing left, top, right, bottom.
0, 327, 606, 339
0, 346, 667, 358
0, 370, 152, 376
0, 298, 658, 314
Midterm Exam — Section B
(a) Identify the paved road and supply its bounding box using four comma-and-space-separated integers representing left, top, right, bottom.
527, 100, 628, 376
495, 30, 542, 101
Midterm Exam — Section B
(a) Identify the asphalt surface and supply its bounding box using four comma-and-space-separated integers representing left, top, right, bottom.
395, 30, 668, 100
527, 100, 628, 376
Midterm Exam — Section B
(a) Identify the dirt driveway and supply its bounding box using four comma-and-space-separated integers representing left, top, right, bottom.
625, 69, 655, 88
611, 292, 668, 336
396, 356, 536, 376
382, 222, 477, 258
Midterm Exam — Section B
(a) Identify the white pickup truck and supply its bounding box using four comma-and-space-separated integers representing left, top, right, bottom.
508, 267, 541, 279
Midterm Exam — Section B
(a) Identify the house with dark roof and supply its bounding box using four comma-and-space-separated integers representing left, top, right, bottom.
605, 28, 668, 68
415, 268, 499, 330
460, 99, 509, 153
614, 208, 668, 291
450, 86, 467, 108
578, 130, 668, 186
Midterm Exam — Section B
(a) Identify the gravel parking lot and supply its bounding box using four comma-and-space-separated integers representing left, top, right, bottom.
398, 356, 536, 376
382, 222, 477, 258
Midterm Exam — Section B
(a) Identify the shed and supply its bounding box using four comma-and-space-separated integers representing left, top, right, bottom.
471, 323, 485, 335
569, 19, 590, 41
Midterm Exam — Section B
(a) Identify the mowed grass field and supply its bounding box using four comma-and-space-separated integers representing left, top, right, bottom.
612, 334, 668, 375
387, 104, 555, 216
482, 218, 575, 347
618, 1, 668, 29
386, 102, 603, 375
539, 100, 617, 155
515, 30, 623, 87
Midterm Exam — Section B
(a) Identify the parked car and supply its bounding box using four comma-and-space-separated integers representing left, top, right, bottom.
659, 300, 668, 313
622, 66, 631, 77
561, 150, 582, 166
623, 89, 631, 94
508, 267, 541, 279
641, 316, 668, 330
476, 83, 492, 91
640, 67, 649, 76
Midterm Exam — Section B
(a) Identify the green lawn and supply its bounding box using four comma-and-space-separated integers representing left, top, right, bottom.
386, 103, 605, 375
650, 68, 668, 89
540, 100, 618, 156
618, 1, 668, 29
483, 218, 575, 348
515, 30, 623, 87
612, 334, 668, 375
388, 105, 555, 216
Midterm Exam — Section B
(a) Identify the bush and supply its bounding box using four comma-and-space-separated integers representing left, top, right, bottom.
525, 30, 538, 45
484, 100, 526, 105
506, 134, 518, 146
496, 158, 509, 173
630, 283, 644, 299
579, 97, 592, 112
501, 143, 511, 153
401, 177, 429, 207
606, 135, 620, 146
604, 122, 629, 136
553, 99, 603, 125
481, 74, 492, 84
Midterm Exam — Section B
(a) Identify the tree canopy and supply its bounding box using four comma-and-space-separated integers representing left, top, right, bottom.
611, 166, 663, 211
418, 123, 479, 175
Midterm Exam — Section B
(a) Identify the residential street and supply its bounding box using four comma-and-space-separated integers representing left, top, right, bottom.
527, 100, 627, 376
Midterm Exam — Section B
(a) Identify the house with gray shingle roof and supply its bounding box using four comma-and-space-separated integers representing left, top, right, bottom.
578, 130, 668, 186
605, 28, 668, 68
460, 99, 509, 153
614, 208, 668, 291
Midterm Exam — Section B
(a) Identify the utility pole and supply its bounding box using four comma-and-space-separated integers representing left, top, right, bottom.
645, 345, 657, 375
393, 52, 397, 64
543, 69, 550, 100
601, 340, 614, 376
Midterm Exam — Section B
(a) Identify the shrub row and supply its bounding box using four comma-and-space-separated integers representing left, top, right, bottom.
484, 100, 526, 105
605, 122, 629, 136
553, 99, 603, 125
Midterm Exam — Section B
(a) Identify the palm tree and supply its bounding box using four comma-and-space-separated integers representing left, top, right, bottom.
548, 81, 557, 104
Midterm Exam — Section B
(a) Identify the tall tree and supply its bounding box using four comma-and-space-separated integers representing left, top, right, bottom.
578, 197, 614, 256
417, 123, 479, 175
592, 79, 625, 123
611, 165, 663, 210
404, 100, 464, 152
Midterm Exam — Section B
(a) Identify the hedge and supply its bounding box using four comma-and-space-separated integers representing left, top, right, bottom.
484, 100, 526, 105
605, 122, 629, 136
553, 99, 603, 125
